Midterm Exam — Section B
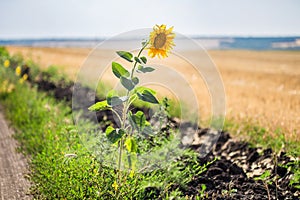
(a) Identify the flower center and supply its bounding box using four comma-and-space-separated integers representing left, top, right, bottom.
153, 33, 167, 49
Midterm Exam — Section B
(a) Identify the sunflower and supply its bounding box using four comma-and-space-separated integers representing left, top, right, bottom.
148, 24, 175, 58
22, 74, 28, 81
15, 66, 21, 76
4, 60, 10, 68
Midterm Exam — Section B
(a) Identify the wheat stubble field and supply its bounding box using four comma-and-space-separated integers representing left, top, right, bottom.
6, 46, 300, 141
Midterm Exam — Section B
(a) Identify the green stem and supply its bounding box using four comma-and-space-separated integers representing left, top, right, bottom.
116, 41, 149, 189
121, 40, 149, 133
127, 95, 137, 111
130, 41, 149, 79
111, 109, 122, 126
118, 138, 123, 177
117, 100, 128, 185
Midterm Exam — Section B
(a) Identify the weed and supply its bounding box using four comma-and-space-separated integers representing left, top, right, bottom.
195, 184, 207, 199
254, 170, 272, 200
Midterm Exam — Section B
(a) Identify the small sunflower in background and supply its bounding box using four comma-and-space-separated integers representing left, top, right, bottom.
19, 74, 28, 84
112, 181, 118, 191
148, 24, 175, 58
22, 74, 28, 81
4, 59, 10, 68
0, 80, 14, 94
15, 66, 21, 76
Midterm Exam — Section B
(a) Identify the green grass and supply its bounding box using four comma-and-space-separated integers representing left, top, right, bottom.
1, 81, 109, 198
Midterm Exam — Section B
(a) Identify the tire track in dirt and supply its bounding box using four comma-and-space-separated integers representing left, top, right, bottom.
0, 105, 31, 200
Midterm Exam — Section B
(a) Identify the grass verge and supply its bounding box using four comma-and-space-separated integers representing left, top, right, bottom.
1, 83, 210, 199
0, 48, 209, 199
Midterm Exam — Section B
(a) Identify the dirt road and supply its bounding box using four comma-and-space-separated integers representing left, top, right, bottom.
0, 105, 31, 200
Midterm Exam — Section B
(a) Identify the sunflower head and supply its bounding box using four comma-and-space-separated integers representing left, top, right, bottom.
148, 24, 175, 59
4, 60, 10, 68
15, 66, 21, 76
22, 74, 28, 81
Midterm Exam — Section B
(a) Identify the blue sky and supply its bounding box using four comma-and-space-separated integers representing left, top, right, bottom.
0, 0, 300, 38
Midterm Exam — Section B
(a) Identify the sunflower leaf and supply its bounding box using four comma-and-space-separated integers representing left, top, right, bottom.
107, 90, 128, 106
105, 126, 125, 144
112, 62, 130, 78
137, 65, 155, 73
142, 125, 154, 136
120, 76, 135, 91
128, 112, 137, 130
135, 86, 156, 95
129, 111, 146, 133
140, 56, 147, 64
125, 137, 138, 153
137, 89, 159, 104
108, 96, 128, 106
132, 77, 139, 85
116, 51, 133, 62
108, 97, 121, 106
88, 100, 111, 111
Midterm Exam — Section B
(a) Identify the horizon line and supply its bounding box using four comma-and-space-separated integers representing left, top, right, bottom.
0, 35, 300, 40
